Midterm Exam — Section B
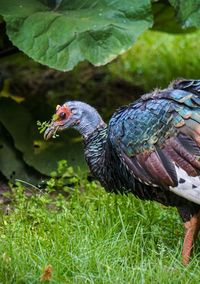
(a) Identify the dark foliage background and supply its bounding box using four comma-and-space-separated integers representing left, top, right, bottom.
0, 0, 200, 187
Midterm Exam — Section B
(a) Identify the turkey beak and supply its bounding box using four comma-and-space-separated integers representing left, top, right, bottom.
44, 121, 59, 140
44, 116, 73, 140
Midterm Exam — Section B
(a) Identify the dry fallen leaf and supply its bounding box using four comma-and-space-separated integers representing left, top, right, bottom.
40, 264, 53, 282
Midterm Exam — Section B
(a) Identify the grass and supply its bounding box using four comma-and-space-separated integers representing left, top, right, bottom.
1, 162, 200, 284
109, 30, 200, 92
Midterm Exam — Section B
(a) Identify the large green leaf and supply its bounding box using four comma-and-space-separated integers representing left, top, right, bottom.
169, 0, 200, 28
0, 0, 152, 71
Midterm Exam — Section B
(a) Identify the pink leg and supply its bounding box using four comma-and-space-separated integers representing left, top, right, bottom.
182, 212, 200, 265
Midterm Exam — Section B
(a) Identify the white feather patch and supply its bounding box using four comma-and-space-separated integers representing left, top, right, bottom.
170, 165, 200, 205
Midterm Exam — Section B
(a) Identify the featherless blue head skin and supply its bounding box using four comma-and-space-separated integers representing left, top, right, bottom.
44, 101, 105, 140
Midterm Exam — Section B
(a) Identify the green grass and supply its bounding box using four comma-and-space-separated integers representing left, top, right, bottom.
1, 163, 200, 284
109, 30, 200, 92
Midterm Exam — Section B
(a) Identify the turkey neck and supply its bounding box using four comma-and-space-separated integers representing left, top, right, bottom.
71, 102, 107, 184
84, 125, 108, 186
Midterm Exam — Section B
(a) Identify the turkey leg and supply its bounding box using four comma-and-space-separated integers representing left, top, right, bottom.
182, 211, 200, 265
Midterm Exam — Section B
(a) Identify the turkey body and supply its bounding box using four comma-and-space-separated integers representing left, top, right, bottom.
84, 80, 200, 211
83, 80, 200, 265
44, 79, 200, 265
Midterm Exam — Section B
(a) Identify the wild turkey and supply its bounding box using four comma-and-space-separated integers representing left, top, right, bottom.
44, 79, 200, 265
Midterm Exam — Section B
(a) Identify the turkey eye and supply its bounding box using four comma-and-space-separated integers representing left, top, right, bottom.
59, 112, 66, 119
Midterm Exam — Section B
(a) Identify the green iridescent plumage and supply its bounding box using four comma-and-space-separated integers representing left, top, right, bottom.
82, 80, 200, 208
